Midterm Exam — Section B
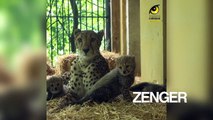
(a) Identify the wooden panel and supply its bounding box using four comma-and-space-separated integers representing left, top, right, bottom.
140, 0, 164, 84
128, 0, 141, 75
111, 0, 120, 53
167, 0, 209, 101
120, 0, 127, 55
209, 0, 213, 102
163, 0, 167, 85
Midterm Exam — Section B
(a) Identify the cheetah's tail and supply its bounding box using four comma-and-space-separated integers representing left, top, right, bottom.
129, 82, 166, 92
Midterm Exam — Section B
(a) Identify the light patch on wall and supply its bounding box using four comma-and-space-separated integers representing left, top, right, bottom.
149, 4, 160, 21
126, 0, 129, 55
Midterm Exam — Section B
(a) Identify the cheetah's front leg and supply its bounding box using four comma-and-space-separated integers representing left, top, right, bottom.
121, 87, 133, 102
58, 59, 84, 107
76, 69, 118, 104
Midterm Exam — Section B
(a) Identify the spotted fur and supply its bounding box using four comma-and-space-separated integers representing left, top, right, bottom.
61, 71, 71, 85
75, 55, 136, 103
58, 29, 109, 107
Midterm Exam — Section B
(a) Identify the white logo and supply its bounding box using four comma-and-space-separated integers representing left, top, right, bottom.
132, 92, 187, 103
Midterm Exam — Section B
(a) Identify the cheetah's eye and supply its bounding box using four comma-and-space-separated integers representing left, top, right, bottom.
78, 38, 82, 42
119, 66, 122, 69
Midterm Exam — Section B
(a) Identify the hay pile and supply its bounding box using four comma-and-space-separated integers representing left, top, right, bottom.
101, 51, 120, 70
47, 51, 119, 76
47, 98, 166, 120
55, 54, 77, 75
47, 52, 166, 120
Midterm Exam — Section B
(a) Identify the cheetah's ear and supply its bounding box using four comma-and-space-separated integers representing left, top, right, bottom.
74, 29, 81, 37
97, 30, 104, 40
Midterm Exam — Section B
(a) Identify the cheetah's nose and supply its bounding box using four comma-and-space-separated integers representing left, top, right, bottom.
83, 48, 89, 54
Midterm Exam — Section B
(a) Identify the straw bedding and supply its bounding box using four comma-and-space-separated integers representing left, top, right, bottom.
46, 51, 120, 76
47, 98, 166, 120
47, 52, 166, 120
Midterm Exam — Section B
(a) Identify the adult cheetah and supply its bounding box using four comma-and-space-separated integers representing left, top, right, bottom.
59, 29, 109, 107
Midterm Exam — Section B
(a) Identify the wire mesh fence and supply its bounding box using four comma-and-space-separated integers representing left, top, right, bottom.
46, 0, 111, 66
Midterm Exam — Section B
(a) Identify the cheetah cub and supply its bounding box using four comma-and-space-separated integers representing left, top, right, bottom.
46, 76, 70, 100
46, 71, 71, 100
76, 55, 136, 103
